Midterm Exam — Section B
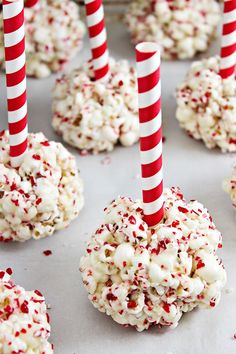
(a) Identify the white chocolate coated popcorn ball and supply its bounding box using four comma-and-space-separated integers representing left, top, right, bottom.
0, 131, 84, 242
125, 0, 220, 60
0, 269, 53, 353
52, 58, 139, 154
176, 56, 236, 152
0, 0, 85, 78
80, 187, 226, 331
223, 165, 236, 211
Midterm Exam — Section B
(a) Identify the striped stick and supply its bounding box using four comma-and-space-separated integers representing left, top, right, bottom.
84, 0, 109, 81
220, 0, 236, 79
3, 0, 28, 167
136, 42, 164, 228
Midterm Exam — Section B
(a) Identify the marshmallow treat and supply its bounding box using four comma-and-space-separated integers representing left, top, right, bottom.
80, 187, 226, 331
0, 131, 84, 242
176, 56, 236, 152
0, 0, 85, 78
0, 269, 53, 353
52, 58, 139, 154
223, 165, 236, 211
125, 0, 220, 60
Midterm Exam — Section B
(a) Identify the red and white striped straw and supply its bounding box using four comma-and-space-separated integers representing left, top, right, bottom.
220, 0, 236, 79
136, 42, 164, 228
3, 0, 28, 167
84, 0, 109, 81
25, 0, 39, 7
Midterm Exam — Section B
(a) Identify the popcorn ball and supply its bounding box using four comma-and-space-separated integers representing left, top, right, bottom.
176, 56, 236, 152
0, 269, 53, 353
125, 0, 220, 60
0, 131, 84, 242
80, 187, 226, 331
52, 58, 139, 154
0, 0, 85, 78
223, 165, 236, 210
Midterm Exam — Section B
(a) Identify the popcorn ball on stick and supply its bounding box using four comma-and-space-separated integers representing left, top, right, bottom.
176, 0, 236, 152
0, 0, 85, 78
0, 0, 84, 242
125, 0, 220, 60
52, 0, 139, 154
0, 269, 53, 353
80, 43, 226, 331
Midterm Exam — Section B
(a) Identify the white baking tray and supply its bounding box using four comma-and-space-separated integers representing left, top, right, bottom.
0, 20, 235, 354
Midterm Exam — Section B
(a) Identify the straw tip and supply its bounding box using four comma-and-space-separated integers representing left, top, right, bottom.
136, 42, 160, 54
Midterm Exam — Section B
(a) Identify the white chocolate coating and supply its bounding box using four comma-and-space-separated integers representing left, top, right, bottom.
52, 58, 139, 154
0, 270, 53, 353
223, 165, 236, 210
126, 0, 220, 60
176, 56, 236, 152
0, 0, 85, 78
80, 187, 226, 332
0, 131, 84, 242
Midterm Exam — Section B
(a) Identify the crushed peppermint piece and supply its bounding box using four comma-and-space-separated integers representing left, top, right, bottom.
0, 270, 53, 352
176, 56, 236, 152
0, 0, 85, 78
43, 250, 52, 257
125, 0, 220, 60
52, 58, 139, 154
80, 187, 226, 332
0, 131, 84, 242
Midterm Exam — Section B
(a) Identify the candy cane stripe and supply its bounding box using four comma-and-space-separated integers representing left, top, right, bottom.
8, 102, 27, 123
85, 0, 109, 81
136, 42, 164, 227
5, 38, 25, 61
142, 156, 162, 179
9, 115, 27, 134
220, 0, 236, 79
3, 10, 24, 33
3, 1, 22, 19
6, 65, 26, 86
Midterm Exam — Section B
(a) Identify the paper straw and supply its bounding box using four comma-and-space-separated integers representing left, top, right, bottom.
3, 0, 28, 167
136, 42, 164, 228
84, 0, 109, 81
220, 0, 236, 79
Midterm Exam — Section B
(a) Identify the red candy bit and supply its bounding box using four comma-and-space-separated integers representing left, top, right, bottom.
11, 199, 19, 207
233, 333, 236, 340
178, 206, 189, 214
43, 250, 52, 256
106, 293, 118, 301
34, 290, 43, 297
196, 260, 205, 270
128, 215, 136, 225
40, 141, 50, 147
10, 182, 17, 191
0, 271, 5, 279
20, 301, 29, 314
35, 198, 42, 206
163, 303, 170, 313
32, 154, 41, 160
127, 300, 137, 309
162, 136, 166, 143
6, 268, 12, 275
139, 224, 145, 231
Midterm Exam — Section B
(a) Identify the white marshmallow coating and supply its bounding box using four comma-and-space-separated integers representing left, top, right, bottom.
0, 0, 85, 78
176, 56, 236, 152
80, 187, 226, 332
223, 165, 236, 210
126, 0, 220, 60
52, 58, 139, 154
0, 131, 84, 242
0, 270, 53, 354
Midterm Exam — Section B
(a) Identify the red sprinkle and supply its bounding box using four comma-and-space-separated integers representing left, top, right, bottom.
128, 215, 136, 225
6, 268, 12, 275
163, 303, 170, 313
196, 260, 205, 270
32, 154, 41, 160
106, 293, 118, 301
178, 206, 189, 214
43, 250, 52, 256
127, 300, 137, 309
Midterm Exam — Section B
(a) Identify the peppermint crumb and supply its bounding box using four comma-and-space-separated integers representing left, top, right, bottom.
162, 136, 166, 143
43, 250, 52, 256
101, 156, 111, 165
